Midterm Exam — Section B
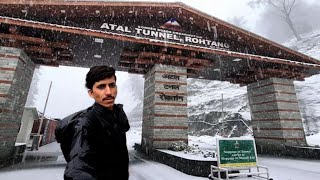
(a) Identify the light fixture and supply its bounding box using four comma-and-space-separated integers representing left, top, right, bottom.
94, 38, 104, 43
233, 58, 242, 62
94, 55, 102, 58
213, 68, 220, 72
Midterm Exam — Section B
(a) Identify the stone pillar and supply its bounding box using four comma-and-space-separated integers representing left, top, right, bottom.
247, 78, 307, 148
0, 46, 35, 167
141, 64, 188, 152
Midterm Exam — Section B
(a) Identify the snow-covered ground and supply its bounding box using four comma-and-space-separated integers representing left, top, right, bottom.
1, 128, 320, 179
306, 132, 320, 146
1, 156, 320, 180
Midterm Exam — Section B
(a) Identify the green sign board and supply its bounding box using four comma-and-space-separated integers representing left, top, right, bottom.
217, 138, 257, 168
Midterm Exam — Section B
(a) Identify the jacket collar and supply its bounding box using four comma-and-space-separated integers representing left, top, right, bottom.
92, 102, 116, 115
91, 102, 130, 133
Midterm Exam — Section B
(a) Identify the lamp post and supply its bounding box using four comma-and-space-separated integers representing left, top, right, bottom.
35, 81, 52, 149
38, 81, 52, 134
221, 93, 226, 137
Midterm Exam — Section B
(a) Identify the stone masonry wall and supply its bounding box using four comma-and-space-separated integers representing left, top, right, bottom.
141, 64, 188, 151
247, 78, 307, 147
0, 46, 35, 167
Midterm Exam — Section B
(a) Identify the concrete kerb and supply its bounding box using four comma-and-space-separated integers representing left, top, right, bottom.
256, 143, 320, 159
134, 143, 216, 177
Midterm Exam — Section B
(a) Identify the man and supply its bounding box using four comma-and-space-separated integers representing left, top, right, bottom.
63, 66, 130, 180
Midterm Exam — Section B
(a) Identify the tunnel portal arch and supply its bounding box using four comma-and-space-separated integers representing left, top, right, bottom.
0, 0, 320, 166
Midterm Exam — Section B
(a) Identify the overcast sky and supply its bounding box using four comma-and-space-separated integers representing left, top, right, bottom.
29, 0, 269, 118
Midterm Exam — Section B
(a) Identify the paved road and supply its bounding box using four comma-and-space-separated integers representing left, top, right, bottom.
128, 150, 206, 180
0, 150, 206, 180
1, 151, 320, 180
258, 155, 320, 180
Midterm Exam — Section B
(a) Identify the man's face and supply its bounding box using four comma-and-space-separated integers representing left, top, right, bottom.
88, 76, 117, 110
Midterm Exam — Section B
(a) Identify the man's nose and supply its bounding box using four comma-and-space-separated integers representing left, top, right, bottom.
104, 86, 112, 95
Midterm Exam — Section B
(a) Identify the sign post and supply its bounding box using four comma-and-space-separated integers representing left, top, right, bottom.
218, 139, 257, 168
209, 138, 272, 180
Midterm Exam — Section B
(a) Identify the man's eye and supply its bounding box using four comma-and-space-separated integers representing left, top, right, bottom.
97, 84, 106, 89
109, 83, 116, 88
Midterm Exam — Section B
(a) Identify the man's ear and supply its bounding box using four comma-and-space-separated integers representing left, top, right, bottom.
88, 89, 94, 98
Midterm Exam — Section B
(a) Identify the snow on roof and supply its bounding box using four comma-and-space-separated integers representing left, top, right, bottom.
1, 15, 320, 69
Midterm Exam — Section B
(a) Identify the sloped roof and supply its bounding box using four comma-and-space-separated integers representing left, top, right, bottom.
0, 0, 319, 84
0, 0, 319, 64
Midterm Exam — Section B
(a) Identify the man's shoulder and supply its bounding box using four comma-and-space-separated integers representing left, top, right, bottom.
115, 104, 123, 109
63, 106, 92, 120
114, 104, 125, 113
65, 106, 95, 128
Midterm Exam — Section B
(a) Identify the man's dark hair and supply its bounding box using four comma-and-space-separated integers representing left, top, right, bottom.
85, 66, 116, 90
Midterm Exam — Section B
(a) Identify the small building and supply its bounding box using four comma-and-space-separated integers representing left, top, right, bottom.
31, 116, 58, 147
16, 107, 38, 146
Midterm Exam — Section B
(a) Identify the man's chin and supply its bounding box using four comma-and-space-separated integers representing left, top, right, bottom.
100, 102, 114, 110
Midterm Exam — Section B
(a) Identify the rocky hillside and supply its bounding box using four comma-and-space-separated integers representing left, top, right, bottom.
187, 79, 250, 136
188, 29, 320, 136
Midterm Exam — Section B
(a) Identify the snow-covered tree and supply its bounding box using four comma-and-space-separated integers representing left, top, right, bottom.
249, 0, 302, 40
227, 16, 249, 31
25, 67, 41, 107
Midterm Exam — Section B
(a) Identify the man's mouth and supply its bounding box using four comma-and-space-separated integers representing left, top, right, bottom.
103, 97, 114, 101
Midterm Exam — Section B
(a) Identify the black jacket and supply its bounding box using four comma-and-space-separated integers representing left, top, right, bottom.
64, 103, 130, 180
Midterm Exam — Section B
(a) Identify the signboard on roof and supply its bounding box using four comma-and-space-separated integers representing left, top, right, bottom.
217, 138, 257, 168
99, 18, 230, 50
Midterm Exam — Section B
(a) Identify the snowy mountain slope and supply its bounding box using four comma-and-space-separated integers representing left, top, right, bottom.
187, 79, 248, 116
288, 30, 320, 134
187, 29, 320, 135
283, 29, 320, 60
187, 79, 251, 136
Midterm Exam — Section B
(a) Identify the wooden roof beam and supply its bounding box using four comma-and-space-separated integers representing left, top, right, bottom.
118, 58, 134, 64
9, 26, 19, 34
250, 67, 311, 79
118, 64, 146, 71
185, 58, 213, 66
0, 33, 46, 44
2, 16, 318, 68
138, 52, 213, 66
135, 58, 155, 64
263, 68, 310, 77
226, 78, 255, 85
128, 69, 146, 75
24, 46, 53, 54
190, 51, 197, 57
120, 51, 139, 57
47, 41, 70, 49
29, 54, 56, 61
57, 50, 73, 57
56, 56, 73, 61
32, 59, 59, 67
186, 64, 206, 70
